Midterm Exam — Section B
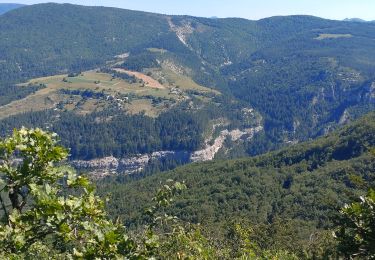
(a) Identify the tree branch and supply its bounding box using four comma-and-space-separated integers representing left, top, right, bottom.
0, 193, 9, 223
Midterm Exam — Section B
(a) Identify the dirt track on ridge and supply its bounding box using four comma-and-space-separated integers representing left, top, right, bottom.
113, 69, 165, 89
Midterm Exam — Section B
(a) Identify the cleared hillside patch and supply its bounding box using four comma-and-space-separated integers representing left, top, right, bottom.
113, 69, 165, 89
314, 33, 353, 40
0, 69, 219, 119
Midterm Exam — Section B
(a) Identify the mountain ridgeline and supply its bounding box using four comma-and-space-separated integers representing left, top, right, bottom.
0, 3, 374, 258
0, 3, 374, 171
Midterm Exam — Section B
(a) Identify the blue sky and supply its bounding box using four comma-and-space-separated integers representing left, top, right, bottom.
2, 0, 375, 20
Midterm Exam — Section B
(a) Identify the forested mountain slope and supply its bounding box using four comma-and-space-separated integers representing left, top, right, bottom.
0, 3, 374, 173
99, 111, 375, 238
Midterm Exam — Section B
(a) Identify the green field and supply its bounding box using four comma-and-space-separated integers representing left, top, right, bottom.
0, 69, 218, 119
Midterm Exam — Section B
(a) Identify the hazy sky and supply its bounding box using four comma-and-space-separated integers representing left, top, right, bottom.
2, 0, 375, 21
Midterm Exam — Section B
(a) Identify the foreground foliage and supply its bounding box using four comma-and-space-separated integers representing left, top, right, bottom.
336, 188, 375, 258
0, 128, 201, 258
0, 126, 374, 258
1, 128, 249, 259
0, 128, 142, 258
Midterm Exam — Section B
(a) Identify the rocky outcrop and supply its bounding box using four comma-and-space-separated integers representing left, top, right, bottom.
72, 156, 119, 169
368, 82, 375, 103
190, 131, 227, 162
72, 125, 264, 177
167, 17, 194, 48
71, 156, 119, 178
190, 126, 263, 162
72, 109, 264, 176
190, 109, 263, 162
339, 109, 351, 125
71, 151, 190, 178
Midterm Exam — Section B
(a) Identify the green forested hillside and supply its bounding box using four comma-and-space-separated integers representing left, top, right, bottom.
0, 96, 251, 160
0, 4, 174, 83
1, 125, 374, 260
0, 3, 374, 168
0, 4, 374, 257
98, 112, 375, 245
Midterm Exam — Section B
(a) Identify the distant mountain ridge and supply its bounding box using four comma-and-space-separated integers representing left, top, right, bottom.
0, 3, 374, 169
0, 3, 24, 15
344, 18, 375, 23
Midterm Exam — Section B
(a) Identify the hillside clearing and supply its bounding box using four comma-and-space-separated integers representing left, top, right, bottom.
113, 69, 166, 89
315, 33, 353, 40
0, 69, 219, 119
